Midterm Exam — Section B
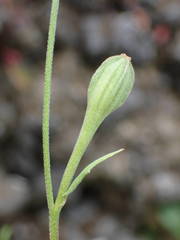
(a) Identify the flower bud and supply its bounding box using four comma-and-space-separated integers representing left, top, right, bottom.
87, 54, 135, 121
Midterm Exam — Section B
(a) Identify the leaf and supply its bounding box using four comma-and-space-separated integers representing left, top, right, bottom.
157, 203, 180, 240
0, 225, 12, 240
64, 148, 124, 196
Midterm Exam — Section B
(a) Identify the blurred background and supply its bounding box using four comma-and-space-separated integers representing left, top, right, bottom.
0, 0, 180, 239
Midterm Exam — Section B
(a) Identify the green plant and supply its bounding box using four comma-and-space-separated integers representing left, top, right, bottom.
158, 203, 180, 240
0, 225, 12, 240
42, 0, 135, 240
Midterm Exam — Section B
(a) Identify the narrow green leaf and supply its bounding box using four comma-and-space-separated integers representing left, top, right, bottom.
64, 148, 124, 196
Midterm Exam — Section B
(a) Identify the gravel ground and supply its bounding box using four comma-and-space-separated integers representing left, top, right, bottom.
0, 0, 180, 239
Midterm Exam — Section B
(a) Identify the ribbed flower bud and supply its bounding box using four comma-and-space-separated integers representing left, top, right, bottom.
87, 54, 135, 122
56, 54, 135, 201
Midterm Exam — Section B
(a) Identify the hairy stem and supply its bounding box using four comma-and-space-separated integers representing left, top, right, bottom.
49, 209, 61, 240
43, 0, 60, 211
43, 0, 60, 239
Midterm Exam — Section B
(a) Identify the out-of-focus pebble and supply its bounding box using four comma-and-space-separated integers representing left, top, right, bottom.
0, 174, 30, 217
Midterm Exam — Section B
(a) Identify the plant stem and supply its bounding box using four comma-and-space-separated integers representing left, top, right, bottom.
55, 110, 102, 209
43, 0, 60, 211
43, 0, 60, 239
49, 209, 61, 240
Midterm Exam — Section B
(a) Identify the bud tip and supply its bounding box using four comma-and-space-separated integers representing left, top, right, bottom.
120, 53, 131, 61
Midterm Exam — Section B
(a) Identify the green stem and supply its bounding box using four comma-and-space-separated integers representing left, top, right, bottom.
55, 110, 102, 209
49, 209, 61, 240
43, 0, 61, 239
43, 0, 60, 212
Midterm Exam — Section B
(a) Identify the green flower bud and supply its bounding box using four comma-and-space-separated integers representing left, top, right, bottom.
56, 54, 135, 202
87, 54, 135, 122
